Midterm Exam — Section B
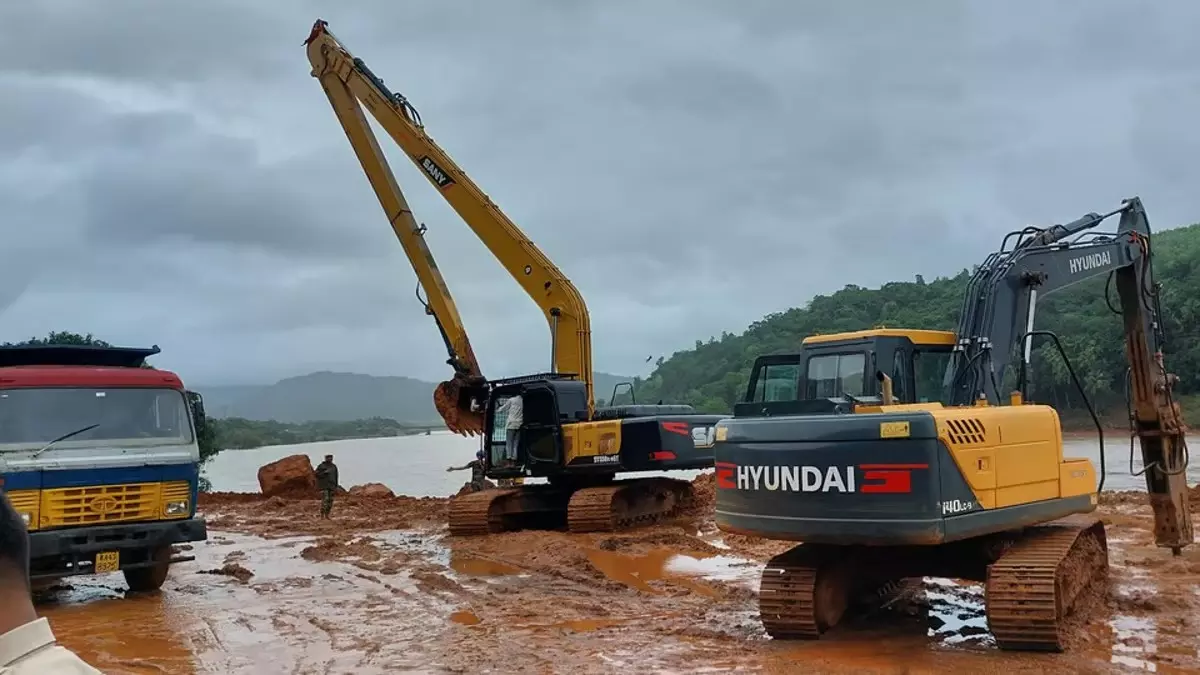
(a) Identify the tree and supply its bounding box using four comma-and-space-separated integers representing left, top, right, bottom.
5, 331, 112, 348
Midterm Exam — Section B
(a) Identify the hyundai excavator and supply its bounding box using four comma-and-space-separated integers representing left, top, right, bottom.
713, 197, 1193, 651
303, 20, 725, 535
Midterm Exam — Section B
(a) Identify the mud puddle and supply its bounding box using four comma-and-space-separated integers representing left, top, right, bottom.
583, 546, 756, 596
41, 529, 458, 674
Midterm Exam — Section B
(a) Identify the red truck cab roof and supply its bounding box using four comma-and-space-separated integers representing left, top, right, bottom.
0, 365, 184, 389
0, 344, 184, 389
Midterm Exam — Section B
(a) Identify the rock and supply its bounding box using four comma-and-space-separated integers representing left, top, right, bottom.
199, 563, 254, 583
454, 479, 496, 497
349, 483, 395, 498
257, 454, 318, 497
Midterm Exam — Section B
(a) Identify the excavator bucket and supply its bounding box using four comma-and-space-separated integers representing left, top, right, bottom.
434, 375, 487, 436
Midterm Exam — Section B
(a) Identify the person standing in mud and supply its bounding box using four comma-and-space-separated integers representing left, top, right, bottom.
0, 493, 101, 673
446, 450, 490, 492
315, 454, 339, 519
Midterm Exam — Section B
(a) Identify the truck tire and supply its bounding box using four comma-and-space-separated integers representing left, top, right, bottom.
124, 546, 171, 593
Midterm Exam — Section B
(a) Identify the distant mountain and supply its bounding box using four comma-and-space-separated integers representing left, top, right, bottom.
592, 372, 641, 406
194, 370, 641, 423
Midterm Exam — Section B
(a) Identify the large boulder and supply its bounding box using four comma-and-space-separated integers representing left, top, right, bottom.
348, 483, 394, 498
257, 454, 317, 497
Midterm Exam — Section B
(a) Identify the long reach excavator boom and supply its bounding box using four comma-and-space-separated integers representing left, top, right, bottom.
304, 19, 594, 434
303, 19, 726, 536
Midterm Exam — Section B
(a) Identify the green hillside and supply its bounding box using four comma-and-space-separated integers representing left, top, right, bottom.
635, 222, 1200, 426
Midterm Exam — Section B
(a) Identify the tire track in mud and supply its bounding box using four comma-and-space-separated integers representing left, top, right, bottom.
191, 531, 465, 674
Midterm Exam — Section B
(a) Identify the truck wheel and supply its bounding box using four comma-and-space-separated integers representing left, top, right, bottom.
124, 546, 171, 593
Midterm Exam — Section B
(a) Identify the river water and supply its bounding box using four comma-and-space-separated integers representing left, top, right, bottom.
202, 430, 1200, 496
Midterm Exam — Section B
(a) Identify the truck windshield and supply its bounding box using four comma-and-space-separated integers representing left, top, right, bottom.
0, 387, 194, 449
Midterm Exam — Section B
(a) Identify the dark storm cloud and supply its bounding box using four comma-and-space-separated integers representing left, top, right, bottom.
75, 116, 383, 258
2, 0, 1199, 386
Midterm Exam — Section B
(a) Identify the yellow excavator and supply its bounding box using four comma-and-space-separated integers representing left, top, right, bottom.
304, 20, 725, 535
713, 198, 1192, 651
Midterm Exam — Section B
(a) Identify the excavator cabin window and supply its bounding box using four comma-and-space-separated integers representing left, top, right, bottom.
487, 393, 517, 466
804, 352, 866, 399
751, 363, 801, 403
911, 348, 953, 404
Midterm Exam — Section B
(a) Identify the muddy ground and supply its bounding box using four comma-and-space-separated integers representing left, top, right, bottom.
42, 477, 1200, 674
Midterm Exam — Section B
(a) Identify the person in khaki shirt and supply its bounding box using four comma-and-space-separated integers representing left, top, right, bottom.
0, 492, 101, 674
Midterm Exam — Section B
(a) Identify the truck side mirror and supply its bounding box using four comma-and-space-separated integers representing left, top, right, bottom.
185, 390, 208, 437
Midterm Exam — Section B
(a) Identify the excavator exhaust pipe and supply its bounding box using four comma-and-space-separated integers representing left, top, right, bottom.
876, 370, 895, 406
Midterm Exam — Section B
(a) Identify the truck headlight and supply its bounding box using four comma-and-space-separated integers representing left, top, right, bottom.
164, 500, 189, 516
18, 512, 31, 527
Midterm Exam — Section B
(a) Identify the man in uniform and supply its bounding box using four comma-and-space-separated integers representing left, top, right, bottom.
0, 493, 101, 673
315, 454, 339, 519
447, 450, 491, 492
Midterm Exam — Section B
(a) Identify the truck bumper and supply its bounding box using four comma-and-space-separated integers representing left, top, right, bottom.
28, 518, 207, 580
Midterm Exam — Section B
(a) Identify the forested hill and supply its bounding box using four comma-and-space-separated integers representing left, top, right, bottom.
634, 222, 1200, 424
197, 370, 638, 423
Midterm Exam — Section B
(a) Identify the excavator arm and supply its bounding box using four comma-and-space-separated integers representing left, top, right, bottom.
303, 20, 596, 428
948, 197, 1192, 552
948, 205, 1140, 405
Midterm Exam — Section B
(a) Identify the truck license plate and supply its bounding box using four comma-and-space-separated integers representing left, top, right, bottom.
94, 551, 120, 574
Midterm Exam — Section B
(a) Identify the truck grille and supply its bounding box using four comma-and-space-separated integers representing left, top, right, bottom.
40, 483, 160, 528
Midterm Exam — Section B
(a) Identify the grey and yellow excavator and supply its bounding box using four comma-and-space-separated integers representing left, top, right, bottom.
714, 198, 1192, 651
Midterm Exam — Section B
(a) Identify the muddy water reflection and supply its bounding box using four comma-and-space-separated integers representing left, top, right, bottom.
448, 552, 522, 577
584, 547, 725, 596
43, 530, 456, 674
41, 583, 197, 674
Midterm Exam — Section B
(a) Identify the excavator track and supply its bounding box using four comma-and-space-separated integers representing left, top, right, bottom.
567, 478, 693, 533
985, 516, 1109, 652
758, 545, 854, 640
447, 488, 522, 536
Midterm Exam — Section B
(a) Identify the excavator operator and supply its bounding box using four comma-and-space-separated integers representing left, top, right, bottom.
495, 393, 523, 467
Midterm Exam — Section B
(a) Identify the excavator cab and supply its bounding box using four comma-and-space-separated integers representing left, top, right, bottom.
735, 328, 956, 417
482, 375, 589, 476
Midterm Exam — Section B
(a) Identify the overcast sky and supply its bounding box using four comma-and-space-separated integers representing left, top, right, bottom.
2, 1, 1198, 386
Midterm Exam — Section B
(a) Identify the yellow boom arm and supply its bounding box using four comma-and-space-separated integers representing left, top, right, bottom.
304, 20, 595, 425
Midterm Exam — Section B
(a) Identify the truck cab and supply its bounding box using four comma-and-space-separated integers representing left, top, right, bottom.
0, 344, 208, 592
